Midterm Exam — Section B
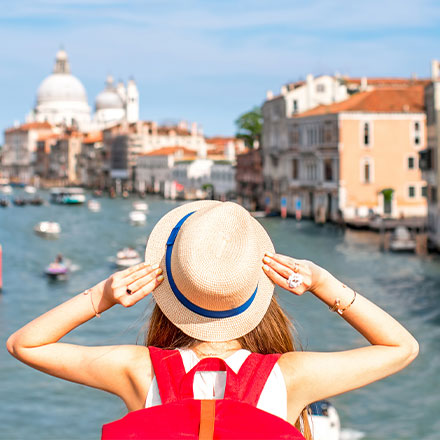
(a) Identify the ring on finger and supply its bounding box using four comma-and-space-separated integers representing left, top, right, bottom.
293, 262, 300, 273
126, 288, 133, 295
287, 272, 303, 289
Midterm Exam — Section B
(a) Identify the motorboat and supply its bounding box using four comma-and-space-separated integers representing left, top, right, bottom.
34, 221, 61, 239
250, 211, 266, 218
50, 187, 86, 205
88, 199, 101, 212
45, 263, 69, 280
29, 197, 44, 206
115, 247, 142, 268
24, 185, 37, 194
132, 201, 149, 212
0, 199, 9, 207
389, 226, 416, 252
0, 185, 12, 194
12, 198, 27, 206
309, 400, 341, 440
129, 210, 147, 225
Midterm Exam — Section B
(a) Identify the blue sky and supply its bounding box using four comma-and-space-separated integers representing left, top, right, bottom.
1, 0, 440, 137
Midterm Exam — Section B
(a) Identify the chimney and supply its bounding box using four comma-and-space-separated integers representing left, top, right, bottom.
280, 85, 288, 95
431, 60, 439, 80
266, 90, 274, 100
360, 77, 368, 91
191, 122, 198, 136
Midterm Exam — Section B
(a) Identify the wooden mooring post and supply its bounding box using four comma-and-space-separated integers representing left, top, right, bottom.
0, 244, 3, 292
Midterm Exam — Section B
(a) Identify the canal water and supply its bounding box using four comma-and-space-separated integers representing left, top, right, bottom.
0, 191, 439, 440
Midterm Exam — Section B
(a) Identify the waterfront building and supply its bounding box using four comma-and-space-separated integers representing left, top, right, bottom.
76, 132, 107, 188
236, 148, 264, 211
420, 60, 440, 250
2, 122, 54, 183
263, 85, 427, 221
135, 146, 196, 195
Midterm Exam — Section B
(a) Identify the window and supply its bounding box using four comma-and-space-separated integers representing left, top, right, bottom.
293, 100, 298, 114
422, 186, 428, 198
292, 158, 299, 179
316, 84, 325, 93
361, 158, 373, 183
408, 156, 415, 169
408, 186, 416, 198
324, 159, 333, 181
364, 162, 371, 183
414, 121, 421, 146
363, 122, 370, 146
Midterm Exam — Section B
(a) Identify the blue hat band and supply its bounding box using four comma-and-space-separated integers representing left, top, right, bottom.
165, 211, 258, 319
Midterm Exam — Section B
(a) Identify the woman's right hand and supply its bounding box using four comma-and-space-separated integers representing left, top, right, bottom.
95, 262, 164, 309
262, 252, 329, 296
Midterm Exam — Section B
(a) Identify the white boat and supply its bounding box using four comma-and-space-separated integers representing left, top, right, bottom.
389, 226, 416, 252
50, 187, 86, 205
129, 210, 147, 225
0, 185, 12, 194
309, 400, 341, 440
24, 185, 37, 194
132, 201, 149, 212
115, 247, 142, 268
34, 221, 61, 238
88, 199, 101, 212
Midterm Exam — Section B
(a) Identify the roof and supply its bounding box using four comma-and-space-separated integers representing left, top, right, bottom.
140, 146, 196, 156
5, 121, 52, 133
345, 77, 430, 87
157, 126, 191, 136
206, 137, 238, 144
83, 132, 103, 144
37, 133, 59, 142
296, 86, 425, 117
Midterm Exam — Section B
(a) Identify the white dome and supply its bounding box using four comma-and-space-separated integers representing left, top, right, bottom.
37, 73, 88, 104
95, 89, 124, 110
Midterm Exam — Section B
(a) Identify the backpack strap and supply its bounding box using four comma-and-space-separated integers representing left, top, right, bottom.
148, 346, 188, 404
226, 353, 282, 407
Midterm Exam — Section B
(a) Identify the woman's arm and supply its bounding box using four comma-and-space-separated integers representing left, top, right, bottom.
263, 253, 419, 408
6, 262, 163, 410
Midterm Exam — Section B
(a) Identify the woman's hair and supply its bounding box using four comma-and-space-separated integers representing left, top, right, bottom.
145, 295, 312, 439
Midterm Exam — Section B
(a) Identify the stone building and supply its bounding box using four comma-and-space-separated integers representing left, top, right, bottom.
236, 148, 264, 211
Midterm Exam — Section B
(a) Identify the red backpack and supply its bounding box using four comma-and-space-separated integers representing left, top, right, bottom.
102, 346, 306, 439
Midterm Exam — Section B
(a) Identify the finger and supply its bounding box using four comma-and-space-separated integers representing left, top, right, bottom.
263, 255, 296, 279
121, 263, 159, 284
262, 264, 302, 295
121, 275, 164, 307
266, 252, 298, 268
119, 261, 151, 278
126, 268, 162, 292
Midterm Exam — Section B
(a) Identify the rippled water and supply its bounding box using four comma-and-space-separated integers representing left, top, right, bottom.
0, 191, 439, 440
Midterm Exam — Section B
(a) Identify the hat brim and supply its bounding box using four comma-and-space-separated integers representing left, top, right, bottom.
144, 200, 275, 342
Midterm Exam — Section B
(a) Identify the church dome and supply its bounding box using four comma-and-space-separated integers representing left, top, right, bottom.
95, 76, 124, 110
36, 49, 88, 105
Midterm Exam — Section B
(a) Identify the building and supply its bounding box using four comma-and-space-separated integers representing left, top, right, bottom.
236, 148, 264, 211
420, 60, 440, 249
263, 86, 428, 221
2, 122, 54, 183
76, 132, 107, 188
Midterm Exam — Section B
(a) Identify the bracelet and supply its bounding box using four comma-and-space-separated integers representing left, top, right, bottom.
83, 289, 101, 318
329, 289, 357, 316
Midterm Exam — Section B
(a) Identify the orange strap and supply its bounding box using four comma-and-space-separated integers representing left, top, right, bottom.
199, 400, 216, 440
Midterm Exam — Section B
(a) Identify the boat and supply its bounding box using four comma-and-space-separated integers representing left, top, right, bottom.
50, 187, 86, 205
0, 185, 12, 194
115, 247, 142, 268
24, 185, 37, 194
88, 199, 101, 212
309, 400, 341, 440
132, 201, 149, 212
250, 211, 267, 218
45, 262, 69, 280
389, 226, 416, 252
33, 221, 61, 238
0, 199, 9, 207
129, 210, 147, 225
29, 197, 44, 206
12, 198, 27, 206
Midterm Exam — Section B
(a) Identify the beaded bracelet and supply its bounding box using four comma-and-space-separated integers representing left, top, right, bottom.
83, 289, 101, 318
329, 289, 357, 316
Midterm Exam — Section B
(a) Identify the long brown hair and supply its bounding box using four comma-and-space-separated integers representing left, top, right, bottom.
145, 295, 312, 439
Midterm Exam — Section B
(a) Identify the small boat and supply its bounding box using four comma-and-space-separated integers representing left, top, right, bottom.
12, 198, 27, 206
115, 247, 142, 268
129, 210, 147, 225
45, 263, 69, 280
50, 187, 86, 205
34, 221, 61, 239
389, 226, 416, 252
88, 199, 101, 212
309, 400, 341, 440
132, 201, 149, 212
0, 185, 12, 194
250, 211, 266, 218
0, 199, 9, 207
24, 185, 37, 194
29, 197, 44, 206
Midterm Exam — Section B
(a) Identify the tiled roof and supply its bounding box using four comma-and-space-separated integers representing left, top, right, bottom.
140, 146, 196, 156
346, 77, 430, 87
5, 121, 52, 133
83, 132, 103, 144
296, 86, 425, 117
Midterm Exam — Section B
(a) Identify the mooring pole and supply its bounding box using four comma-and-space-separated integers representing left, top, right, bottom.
0, 244, 3, 292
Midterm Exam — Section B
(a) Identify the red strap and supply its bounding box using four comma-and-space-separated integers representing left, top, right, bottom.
228, 353, 282, 406
148, 347, 188, 403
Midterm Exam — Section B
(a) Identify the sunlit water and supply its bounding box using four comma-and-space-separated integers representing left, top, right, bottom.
0, 191, 439, 440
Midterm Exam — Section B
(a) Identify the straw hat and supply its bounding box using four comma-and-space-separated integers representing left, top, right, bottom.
144, 200, 275, 342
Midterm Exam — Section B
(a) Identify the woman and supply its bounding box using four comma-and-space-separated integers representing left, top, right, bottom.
6, 201, 418, 439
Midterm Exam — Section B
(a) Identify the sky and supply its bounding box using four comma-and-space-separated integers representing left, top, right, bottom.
1, 0, 440, 138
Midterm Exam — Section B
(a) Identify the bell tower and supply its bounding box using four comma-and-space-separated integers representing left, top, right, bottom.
126, 78, 139, 123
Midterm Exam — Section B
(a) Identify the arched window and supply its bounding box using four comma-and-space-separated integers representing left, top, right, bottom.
363, 122, 370, 146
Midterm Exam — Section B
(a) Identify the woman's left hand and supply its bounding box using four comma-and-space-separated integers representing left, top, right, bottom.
262, 253, 326, 296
